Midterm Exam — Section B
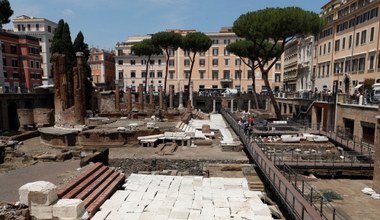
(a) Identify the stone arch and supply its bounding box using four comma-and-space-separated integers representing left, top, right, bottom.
8, 102, 19, 131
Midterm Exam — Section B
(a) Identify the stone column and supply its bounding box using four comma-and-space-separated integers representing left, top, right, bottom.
138, 83, 144, 111
127, 87, 132, 113
231, 99, 234, 113
169, 85, 174, 109
189, 82, 193, 108
158, 85, 163, 109
212, 99, 216, 113
248, 100, 251, 112
373, 108, 380, 192
115, 87, 120, 112
73, 52, 85, 124
52, 54, 68, 125
178, 90, 184, 109
150, 85, 154, 111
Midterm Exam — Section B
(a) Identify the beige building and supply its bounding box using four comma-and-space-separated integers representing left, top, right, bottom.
315, 0, 380, 94
115, 28, 282, 94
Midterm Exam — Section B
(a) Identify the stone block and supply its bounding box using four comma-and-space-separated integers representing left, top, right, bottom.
52, 199, 86, 219
30, 204, 53, 220
19, 181, 58, 206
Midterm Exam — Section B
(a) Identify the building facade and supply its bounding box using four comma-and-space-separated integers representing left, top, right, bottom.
0, 31, 43, 93
12, 15, 57, 86
115, 28, 282, 94
315, 0, 380, 94
88, 48, 116, 90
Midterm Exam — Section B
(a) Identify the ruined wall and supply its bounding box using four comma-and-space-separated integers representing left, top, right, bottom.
109, 158, 250, 176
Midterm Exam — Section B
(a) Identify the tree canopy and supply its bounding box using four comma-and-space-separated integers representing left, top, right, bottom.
73, 31, 90, 77
151, 31, 182, 99
232, 7, 324, 118
0, 0, 13, 29
131, 39, 162, 93
181, 32, 211, 107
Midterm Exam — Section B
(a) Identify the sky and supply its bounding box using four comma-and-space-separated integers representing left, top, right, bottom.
4, 0, 325, 51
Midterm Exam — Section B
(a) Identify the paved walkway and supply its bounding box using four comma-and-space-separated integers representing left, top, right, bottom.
0, 160, 80, 203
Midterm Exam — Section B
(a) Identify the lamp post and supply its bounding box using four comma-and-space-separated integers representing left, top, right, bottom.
239, 64, 242, 94
334, 62, 342, 132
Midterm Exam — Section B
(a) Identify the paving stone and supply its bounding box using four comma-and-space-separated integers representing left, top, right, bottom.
126, 191, 144, 202
214, 207, 230, 218
139, 211, 156, 220
120, 212, 141, 220
169, 210, 190, 219
91, 210, 111, 220
118, 201, 138, 213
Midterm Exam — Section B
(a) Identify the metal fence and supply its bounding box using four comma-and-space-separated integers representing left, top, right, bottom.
221, 109, 348, 220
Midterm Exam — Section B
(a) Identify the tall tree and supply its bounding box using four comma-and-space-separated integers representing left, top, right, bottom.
227, 40, 260, 109
131, 39, 162, 94
151, 31, 182, 99
74, 31, 92, 109
233, 7, 323, 119
180, 32, 211, 107
0, 0, 13, 29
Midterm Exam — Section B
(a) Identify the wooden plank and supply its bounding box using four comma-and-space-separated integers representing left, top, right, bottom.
57, 162, 103, 197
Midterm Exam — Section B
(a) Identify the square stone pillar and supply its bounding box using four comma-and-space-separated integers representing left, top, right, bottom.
138, 83, 144, 111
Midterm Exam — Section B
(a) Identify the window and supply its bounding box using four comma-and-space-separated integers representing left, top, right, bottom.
223, 70, 230, 79
169, 49, 174, 57
130, 60, 135, 65
131, 71, 136, 78
323, 44, 326, 54
212, 48, 218, 56
328, 42, 331, 53
275, 73, 281, 82
224, 39, 230, 45
349, 35, 352, 48
356, 32, 360, 46
36, 62, 40, 68
149, 71, 155, 78
117, 50, 123, 56
358, 57, 365, 71
184, 59, 190, 66
118, 60, 123, 65
212, 39, 219, 45
30, 61, 34, 68
184, 71, 189, 79
370, 27, 375, 42
169, 59, 175, 66
141, 71, 146, 78
11, 45, 17, 54
369, 55, 375, 70
224, 59, 229, 66
235, 70, 241, 79
345, 60, 351, 72
361, 30, 367, 44
275, 63, 281, 70
224, 49, 230, 56
342, 37, 346, 50
235, 59, 241, 66
248, 70, 253, 79
48, 26, 51, 32
157, 71, 163, 78
199, 71, 205, 79
352, 59, 358, 71
212, 59, 218, 66
169, 71, 175, 79
158, 59, 161, 65
199, 52, 205, 56
11, 59, 18, 67
212, 70, 218, 80
118, 70, 124, 79
199, 59, 205, 66
335, 39, 340, 51
36, 24, 39, 31
27, 24, 31, 31
150, 60, 155, 65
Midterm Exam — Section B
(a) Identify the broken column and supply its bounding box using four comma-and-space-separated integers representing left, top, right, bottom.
150, 85, 154, 112
138, 83, 144, 111
159, 85, 163, 109
115, 86, 120, 112
52, 54, 68, 124
73, 52, 86, 124
248, 100, 251, 112
169, 85, 174, 109
213, 99, 216, 113
127, 87, 132, 113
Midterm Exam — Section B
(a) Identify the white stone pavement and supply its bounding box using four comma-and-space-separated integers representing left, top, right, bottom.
189, 114, 235, 144
92, 174, 273, 220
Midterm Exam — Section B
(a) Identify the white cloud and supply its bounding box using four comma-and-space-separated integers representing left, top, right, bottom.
62, 9, 74, 17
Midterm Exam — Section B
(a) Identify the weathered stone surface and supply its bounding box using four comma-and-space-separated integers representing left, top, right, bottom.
52, 199, 86, 219
19, 181, 58, 206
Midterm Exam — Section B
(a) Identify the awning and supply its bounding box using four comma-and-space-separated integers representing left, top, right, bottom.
355, 84, 363, 89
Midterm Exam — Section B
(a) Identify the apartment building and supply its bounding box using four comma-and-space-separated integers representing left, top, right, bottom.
284, 35, 315, 92
315, 0, 380, 94
12, 15, 57, 85
88, 48, 116, 90
115, 28, 282, 94
0, 31, 43, 92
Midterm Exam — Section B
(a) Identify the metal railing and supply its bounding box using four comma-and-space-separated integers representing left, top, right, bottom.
221, 109, 324, 220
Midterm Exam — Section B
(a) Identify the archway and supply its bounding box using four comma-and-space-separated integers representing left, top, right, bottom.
8, 102, 19, 131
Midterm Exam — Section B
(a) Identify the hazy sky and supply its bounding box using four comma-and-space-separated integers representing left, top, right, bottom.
4, 0, 325, 50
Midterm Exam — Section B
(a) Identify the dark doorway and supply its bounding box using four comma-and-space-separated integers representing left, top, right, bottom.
8, 102, 19, 131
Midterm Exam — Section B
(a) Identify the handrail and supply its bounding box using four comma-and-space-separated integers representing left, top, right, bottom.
221, 109, 323, 220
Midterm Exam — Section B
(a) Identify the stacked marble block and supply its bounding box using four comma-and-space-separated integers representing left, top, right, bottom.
18, 181, 87, 220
